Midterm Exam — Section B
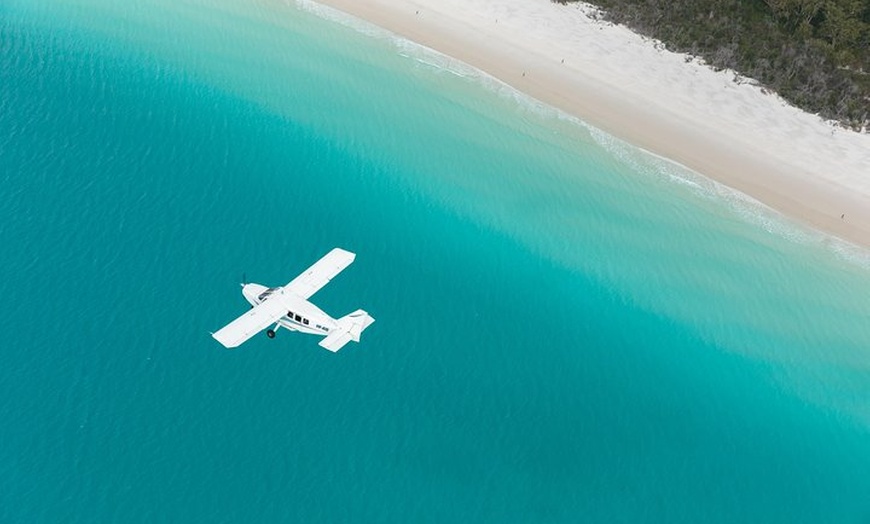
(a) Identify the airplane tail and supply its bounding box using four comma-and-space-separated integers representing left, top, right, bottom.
318, 309, 375, 352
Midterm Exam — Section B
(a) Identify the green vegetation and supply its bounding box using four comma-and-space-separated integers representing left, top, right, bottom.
555, 0, 870, 130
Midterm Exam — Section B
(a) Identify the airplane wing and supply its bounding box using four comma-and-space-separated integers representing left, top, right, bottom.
212, 293, 290, 349
284, 248, 356, 300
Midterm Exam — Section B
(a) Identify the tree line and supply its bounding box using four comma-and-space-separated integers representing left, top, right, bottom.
555, 0, 869, 130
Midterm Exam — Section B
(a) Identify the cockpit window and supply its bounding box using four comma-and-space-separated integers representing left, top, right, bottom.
258, 287, 279, 301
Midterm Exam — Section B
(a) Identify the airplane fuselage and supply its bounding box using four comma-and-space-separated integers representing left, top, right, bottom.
242, 283, 338, 337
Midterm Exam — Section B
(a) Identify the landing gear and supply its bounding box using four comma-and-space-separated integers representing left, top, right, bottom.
266, 329, 276, 339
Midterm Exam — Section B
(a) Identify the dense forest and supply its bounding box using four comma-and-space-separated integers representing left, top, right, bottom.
556, 0, 870, 130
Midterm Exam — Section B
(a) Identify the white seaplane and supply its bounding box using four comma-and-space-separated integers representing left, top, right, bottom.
212, 248, 374, 351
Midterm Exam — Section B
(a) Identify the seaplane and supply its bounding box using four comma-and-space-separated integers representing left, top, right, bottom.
212, 248, 374, 351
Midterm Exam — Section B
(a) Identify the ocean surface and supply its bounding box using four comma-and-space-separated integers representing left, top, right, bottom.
2, 0, 870, 522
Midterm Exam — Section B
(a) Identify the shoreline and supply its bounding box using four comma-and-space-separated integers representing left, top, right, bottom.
309, 0, 870, 249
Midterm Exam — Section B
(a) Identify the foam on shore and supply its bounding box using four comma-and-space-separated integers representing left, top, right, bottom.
306, 0, 870, 249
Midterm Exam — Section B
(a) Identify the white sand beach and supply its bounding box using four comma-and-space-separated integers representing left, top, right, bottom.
309, 0, 870, 248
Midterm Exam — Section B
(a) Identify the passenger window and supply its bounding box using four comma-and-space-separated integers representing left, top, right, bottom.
294, 314, 301, 322
303, 318, 309, 325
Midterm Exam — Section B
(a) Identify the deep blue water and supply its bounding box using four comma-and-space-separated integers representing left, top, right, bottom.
2, 1, 870, 522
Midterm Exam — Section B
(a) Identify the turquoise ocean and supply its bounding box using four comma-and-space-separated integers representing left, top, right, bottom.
2, 0, 870, 521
